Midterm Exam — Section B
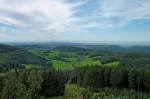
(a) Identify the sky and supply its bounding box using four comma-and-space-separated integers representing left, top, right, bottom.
0, 0, 150, 43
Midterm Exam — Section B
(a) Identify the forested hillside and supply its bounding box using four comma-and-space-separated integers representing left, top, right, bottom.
0, 44, 48, 71
22, 45, 150, 70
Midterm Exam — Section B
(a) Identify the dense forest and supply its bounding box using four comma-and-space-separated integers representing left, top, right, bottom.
0, 44, 150, 99
0, 66, 150, 99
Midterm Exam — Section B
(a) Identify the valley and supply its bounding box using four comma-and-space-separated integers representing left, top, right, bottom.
0, 43, 150, 99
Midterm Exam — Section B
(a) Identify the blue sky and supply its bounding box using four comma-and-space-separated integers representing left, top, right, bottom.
0, 0, 150, 43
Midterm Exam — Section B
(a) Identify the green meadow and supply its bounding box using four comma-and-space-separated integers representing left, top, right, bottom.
52, 60, 74, 70
78, 56, 102, 66
29, 50, 120, 70
24, 64, 42, 69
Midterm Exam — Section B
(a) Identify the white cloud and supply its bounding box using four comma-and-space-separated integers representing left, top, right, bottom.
71, 0, 149, 30
0, 0, 78, 30
0, 0, 150, 42
0, 16, 25, 26
96, 0, 150, 23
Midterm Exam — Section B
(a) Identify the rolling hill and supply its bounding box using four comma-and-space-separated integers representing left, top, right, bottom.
0, 44, 48, 71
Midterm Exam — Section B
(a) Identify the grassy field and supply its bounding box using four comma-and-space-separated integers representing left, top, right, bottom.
30, 50, 120, 70
52, 56, 120, 70
52, 56, 103, 70
104, 61, 120, 67
64, 57, 78, 63
78, 56, 102, 66
24, 64, 42, 69
47, 51, 60, 58
52, 60, 74, 70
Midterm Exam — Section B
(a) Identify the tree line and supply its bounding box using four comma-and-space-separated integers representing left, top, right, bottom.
0, 66, 150, 99
0, 69, 65, 99
69, 66, 150, 93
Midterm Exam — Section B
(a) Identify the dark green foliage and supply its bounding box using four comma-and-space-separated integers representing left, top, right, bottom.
144, 70, 150, 92
110, 68, 123, 88
0, 71, 30, 99
128, 69, 137, 89
64, 84, 150, 99
90, 51, 150, 69
52, 46, 91, 55
83, 67, 102, 89
0, 75, 4, 93
0, 69, 65, 99
69, 66, 150, 93
40, 69, 65, 97
100, 56, 118, 64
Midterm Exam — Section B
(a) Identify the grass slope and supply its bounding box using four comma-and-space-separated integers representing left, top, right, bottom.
78, 56, 102, 66
52, 60, 73, 70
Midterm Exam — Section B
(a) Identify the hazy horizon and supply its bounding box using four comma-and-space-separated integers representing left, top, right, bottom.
1, 41, 150, 46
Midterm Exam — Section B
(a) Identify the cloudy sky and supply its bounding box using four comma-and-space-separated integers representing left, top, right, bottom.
0, 0, 150, 43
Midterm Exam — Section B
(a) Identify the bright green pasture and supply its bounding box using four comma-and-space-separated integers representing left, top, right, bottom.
52, 60, 73, 70
46, 51, 60, 58
24, 64, 42, 69
78, 56, 102, 66
104, 61, 120, 67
